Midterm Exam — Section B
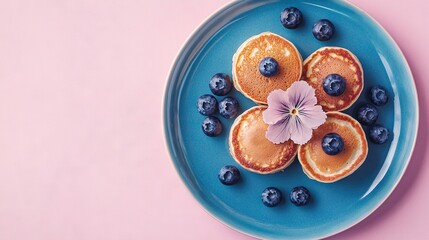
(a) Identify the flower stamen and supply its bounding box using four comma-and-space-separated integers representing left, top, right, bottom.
291, 108, 298, 115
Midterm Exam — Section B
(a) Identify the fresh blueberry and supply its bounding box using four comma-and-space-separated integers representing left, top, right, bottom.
201, 116, 223, 137
357, 104, 379, 125
290, 186, 311, 206
209, 73, 232, 96
312, 19, 335, 41
261, 187, 282, 207
259, 57, 279, 77
218, 165, 241, 185
369, 125, 389, 144
321, 133, 344, 155
280, 7, 303, 29
219, 97, 239, 119
323, 74, 346, 96
370, 86, 389, 106
197, 94, 218, 116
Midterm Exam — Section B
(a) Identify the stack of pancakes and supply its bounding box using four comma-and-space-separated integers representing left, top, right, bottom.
228, 32, 368, 182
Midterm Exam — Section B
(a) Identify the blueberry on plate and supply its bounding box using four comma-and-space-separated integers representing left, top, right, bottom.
197, 94, 218, 116
312, 19, 335, 41
321, 133, 344, 155
259, 57, 279, 77
280, 7, 303, 29
201, 116, 223, 137
218, 165, 241, 185
370, 85, 389, 106
369, 124, 389, 144
323, 74, 346, 96
290, 186, 311, 206
261, 187, 282, 207
219, 97, 239, 119
209, 73, 232, 96
357, 104, 379, 125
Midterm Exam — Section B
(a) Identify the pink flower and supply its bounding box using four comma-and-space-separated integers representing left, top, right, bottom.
263, 81, 327, 145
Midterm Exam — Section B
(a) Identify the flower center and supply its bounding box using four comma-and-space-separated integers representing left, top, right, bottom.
291, 108, 298, 115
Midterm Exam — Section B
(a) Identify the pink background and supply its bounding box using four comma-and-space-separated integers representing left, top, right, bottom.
0, 0, 427, 239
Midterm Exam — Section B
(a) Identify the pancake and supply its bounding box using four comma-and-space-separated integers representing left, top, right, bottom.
302, 47, 364, 111
232, 32, 303, 104
229, 106, 298, 174
298, 112, 368, 183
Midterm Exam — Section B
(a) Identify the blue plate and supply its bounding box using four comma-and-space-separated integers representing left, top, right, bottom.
163, 0, 418, 239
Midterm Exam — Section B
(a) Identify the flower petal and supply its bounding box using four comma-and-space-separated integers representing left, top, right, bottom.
289, 116, 313, 145
264, 81, 326, 145
263, 89, 291, 124
287, 81, 317, 108
299, 105, 327, 129
265, 116, 292, 144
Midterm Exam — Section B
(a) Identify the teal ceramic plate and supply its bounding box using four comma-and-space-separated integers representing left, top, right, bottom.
163, 0, 418, 239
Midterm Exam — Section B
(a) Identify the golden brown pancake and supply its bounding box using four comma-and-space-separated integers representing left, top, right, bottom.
298, 112, 368, 183
232, 32, 303, 104
302, 47, 364, 111
229, 106, 298, 174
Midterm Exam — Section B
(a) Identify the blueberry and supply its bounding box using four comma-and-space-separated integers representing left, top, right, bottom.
369, 125, 389, 144
280, 7, 303, 29
323, 74, 346, 96
201, 116, 223, 137
259, 57, 279, 77
209, 73, 232, 96
312, 19, 335, 41
197, 94, 218, 116
219, 97, 239, 119
218, 165, 241, 185
370, 86, 389, 106
261, 187, 282, 207
357, 104, 379, 125
321, 133, 344, 155
290, 186, 311, 206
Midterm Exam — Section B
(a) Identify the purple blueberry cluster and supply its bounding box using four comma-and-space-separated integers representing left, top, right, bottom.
218, 167, 312, 208
197, 73, 240, 137
280, 7, 335, 41
261, 186, 312, 208
357, 86, 390, 144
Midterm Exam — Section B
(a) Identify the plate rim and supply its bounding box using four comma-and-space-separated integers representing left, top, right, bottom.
162, 0, 419, 239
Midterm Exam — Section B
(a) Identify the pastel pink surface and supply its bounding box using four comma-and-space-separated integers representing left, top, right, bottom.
0, 0, 427, 240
